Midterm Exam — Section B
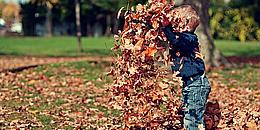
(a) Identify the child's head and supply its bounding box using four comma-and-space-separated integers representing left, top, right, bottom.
172, 5, 200, 32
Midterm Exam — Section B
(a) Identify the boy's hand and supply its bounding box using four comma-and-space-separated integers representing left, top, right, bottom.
161, 15, 170, 27
195, 52, 204, 59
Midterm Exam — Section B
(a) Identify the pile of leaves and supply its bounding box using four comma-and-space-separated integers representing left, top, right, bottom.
108, 0, 184, 129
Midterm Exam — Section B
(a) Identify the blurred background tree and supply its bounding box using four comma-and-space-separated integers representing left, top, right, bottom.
2, 3, 20, 25
0, 0, 259, 68
0, 1, 5, 17
29, 0, 59, 37
20, 2, 38, 36
1, 0, 256, 42
210, 0, 260, 41
75, 0, 82, 53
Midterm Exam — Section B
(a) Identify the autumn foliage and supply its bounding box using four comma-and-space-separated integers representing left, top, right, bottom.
108, 0, 184, 129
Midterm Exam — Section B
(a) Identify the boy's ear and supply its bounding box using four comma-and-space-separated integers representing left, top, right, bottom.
187, 17, 200, 31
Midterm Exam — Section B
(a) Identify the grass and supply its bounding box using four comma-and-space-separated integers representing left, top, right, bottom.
0, 36, 259, 57
214, 40, 260, 56
210, 65, 260, 90
0, 37, 114, 57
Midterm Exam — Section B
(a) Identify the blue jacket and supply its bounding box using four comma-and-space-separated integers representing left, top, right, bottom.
162, 25, 205, 80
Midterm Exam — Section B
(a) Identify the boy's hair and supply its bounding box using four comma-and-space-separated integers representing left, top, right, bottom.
173, 5, 200, 32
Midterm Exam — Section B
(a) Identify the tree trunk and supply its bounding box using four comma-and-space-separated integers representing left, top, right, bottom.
86, 22, 93, 36
112, 12, 119, 34
46, 7, 52, 37
75, 0, 83, 53
21, 3, 36, 36
105, 14, 112, 36
183, 0, 231, 68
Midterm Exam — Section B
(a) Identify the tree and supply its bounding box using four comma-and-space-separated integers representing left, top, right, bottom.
2, 3, 21, 23
30, 0, 58, 37
20, 3, 38, 36
87, 0, 147, 36
88, 0, 128, 36
75, 0, 83, 53
0, 1, 5, 17
183, 0, 230, 67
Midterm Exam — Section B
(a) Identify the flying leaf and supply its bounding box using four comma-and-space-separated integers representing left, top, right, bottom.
144, 47, 157, 57
117, 7, 125, 19
134, 39, 144, 50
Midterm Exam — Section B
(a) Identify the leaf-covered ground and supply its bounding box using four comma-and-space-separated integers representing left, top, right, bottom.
0, 61, 259, 129
0, 61, 117, 129
207, 65, 260, 129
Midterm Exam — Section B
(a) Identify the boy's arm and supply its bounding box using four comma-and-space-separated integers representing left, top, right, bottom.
160, 15, 180, 46
163, 26, 199, 55
161, 25, 179, 46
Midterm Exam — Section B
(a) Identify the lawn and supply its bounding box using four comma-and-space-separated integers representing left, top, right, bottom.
209, 65, 260, 90
0, 37, 114, 57
0, 37, 259, 57
214, 40, 260, 57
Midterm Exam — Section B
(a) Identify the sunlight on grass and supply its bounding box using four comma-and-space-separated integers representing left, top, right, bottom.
0, 37, 114, 57
0, 37, 259, 57
214, 40, 260, 56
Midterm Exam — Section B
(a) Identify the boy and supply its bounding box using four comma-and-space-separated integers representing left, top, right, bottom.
161, 5, 211, 130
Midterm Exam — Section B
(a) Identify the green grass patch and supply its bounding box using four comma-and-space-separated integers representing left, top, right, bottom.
64, 126, 74, 130
30, 103, 50, 111
0, 100, 28, 108
38, 115, 53, 124
0, 37, 114, 57
0, 36, 259, 57
214, 40, 260, 56
210, 65, 260, 89
54, 99, 67, 106
23, 92, 42, 99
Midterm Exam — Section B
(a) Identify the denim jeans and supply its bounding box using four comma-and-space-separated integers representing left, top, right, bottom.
182, 74, 211, 130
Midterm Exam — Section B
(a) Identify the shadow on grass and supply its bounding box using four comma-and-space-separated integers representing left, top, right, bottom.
0, 51, 21, 56
224, 49, 260, 57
